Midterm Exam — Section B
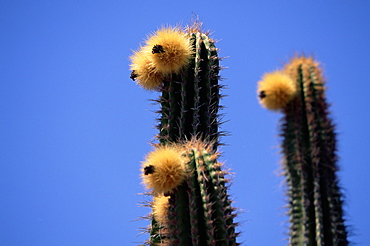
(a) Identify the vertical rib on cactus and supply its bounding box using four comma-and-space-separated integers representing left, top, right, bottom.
131, 22, 238, 245
274, 56, 348, 245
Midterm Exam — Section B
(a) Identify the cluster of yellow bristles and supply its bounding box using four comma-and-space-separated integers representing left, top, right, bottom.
257, 71, 296, 111
141, 144, 186, 194
130, 27, 193, 90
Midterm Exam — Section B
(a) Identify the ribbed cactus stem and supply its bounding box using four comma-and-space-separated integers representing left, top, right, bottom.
145, 140, 237, 246
166, 141, 237, 245
131, 23, 238, 245
281, 57, 349, 245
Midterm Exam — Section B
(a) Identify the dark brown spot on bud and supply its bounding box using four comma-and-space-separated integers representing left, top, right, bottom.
259, 90, 266, 99
144, 165, 155, 175
152, 45, 165, 54
130, 70, 138, 81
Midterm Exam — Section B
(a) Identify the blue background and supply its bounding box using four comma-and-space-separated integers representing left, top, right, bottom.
1, 1, 369, 245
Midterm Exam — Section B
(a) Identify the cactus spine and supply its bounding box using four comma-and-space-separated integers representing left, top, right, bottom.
258, 56, 349, 245
130, 22, 238, 245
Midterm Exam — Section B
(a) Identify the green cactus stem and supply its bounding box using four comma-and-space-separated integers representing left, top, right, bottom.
142, 139, 238, 246
131, 22, 238, 245
163, 140, 237, 245
279, 56, 349, 245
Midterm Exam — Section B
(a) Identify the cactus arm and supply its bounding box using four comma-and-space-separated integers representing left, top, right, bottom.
282, 57, 349, 245
131, 24, 238, 245
258, 56, 349, 245
301, 63, 348, 245
190, 145, 237, 245
150, 143, 238, 246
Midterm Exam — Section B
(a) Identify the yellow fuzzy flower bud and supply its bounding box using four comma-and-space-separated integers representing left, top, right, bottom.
129, 46, 164, 90
146, 27, 193, 75
142, 145, 186, 194
257, 71, 296, 111
152, 195, 170, 226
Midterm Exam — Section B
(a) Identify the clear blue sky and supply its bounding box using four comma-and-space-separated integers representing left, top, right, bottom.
1, 1, 369, 245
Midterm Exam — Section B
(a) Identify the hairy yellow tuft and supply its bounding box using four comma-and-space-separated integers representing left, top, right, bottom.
142, 145, 186, 194
129, 47, 164, 90
146, 27, 193, 75
152, 195, 170, 226
257, 71, 296, 111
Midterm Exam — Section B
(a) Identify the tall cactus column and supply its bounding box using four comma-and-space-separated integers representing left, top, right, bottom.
130, 23, 238, 245
257, 56, 349, 245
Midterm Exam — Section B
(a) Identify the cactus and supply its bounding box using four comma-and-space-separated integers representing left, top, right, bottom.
130, 22, 238, 245
258, 56, 349, 245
